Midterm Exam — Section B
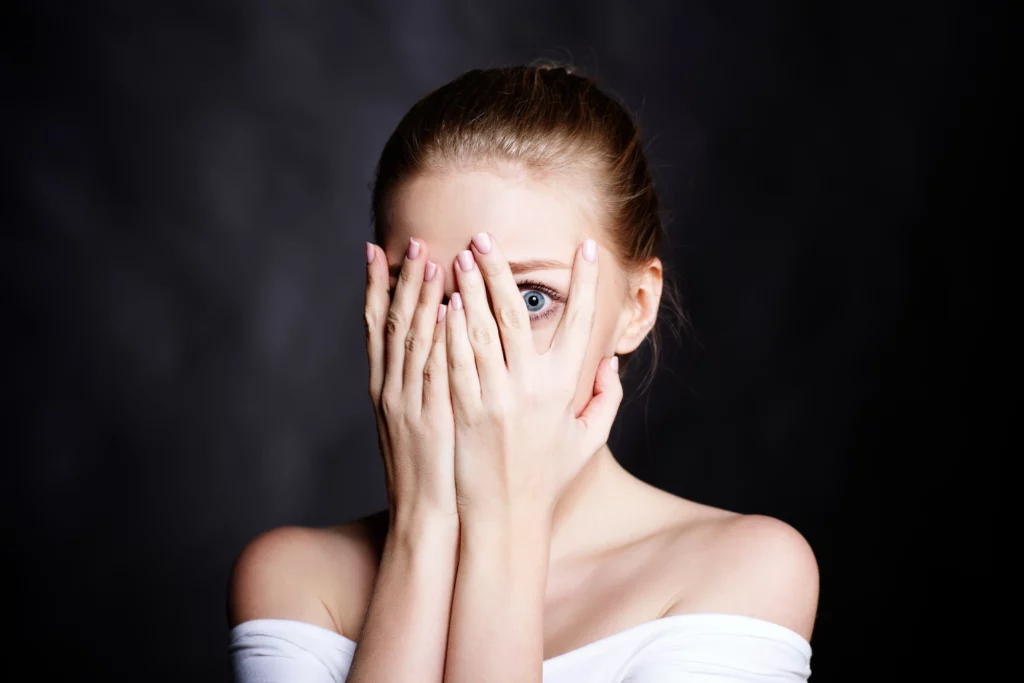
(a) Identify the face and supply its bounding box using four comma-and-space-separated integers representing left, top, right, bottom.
385, 164, 645, 415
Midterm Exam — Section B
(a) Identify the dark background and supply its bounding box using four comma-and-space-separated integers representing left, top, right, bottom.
5, 1, 1003, 681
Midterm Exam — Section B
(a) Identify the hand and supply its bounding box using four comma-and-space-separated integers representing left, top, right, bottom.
365, 238, 457, 528
444, 233, 623, 522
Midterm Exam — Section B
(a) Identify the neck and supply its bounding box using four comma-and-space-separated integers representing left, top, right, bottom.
547, 443, 642, 566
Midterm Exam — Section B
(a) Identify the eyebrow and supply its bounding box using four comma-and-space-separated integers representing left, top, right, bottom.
389, 258, 571, 278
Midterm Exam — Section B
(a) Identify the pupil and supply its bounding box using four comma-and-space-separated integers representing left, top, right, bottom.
524, 291, 544, 312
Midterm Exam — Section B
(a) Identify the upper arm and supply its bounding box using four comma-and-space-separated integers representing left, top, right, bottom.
669, 514, 820, 641
227, 523, 380, 636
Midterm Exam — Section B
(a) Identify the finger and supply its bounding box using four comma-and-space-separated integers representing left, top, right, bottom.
383, 237, 428, 396
453, 247, 507, 394
445, 291, 482, 419
403, 260, 446, 399
576, 356, 623, 460
422, 302, 450, 415
365, 241, 390, 404
550, 239, 599, 382
469, 231, 534, 372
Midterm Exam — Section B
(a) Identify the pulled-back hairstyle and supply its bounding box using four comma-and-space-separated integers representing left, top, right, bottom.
370, 62, 684, 393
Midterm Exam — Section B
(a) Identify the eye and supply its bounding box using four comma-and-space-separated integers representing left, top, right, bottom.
522, 288, 549, 313
516, 280, 564, 323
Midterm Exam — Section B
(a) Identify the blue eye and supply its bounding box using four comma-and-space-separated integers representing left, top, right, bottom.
522, 289, 549, 313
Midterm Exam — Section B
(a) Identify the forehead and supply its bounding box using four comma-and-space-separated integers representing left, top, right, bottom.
386, 165, 596, 261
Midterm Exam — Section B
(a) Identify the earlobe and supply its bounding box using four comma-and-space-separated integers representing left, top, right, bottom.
614, 258, 663, 355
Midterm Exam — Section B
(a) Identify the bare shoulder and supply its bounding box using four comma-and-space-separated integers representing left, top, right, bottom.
664, 509, 820, 641
227, 509, 388, 638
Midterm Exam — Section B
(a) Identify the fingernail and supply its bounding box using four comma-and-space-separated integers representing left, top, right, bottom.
437, 303, 447, 322
457, 250, 475, 272
451, 292, 463, 310
583, 239, 597, 262
471, 232, 492, 254
365, 242, 375, 264
407, 238, 420, 260
424, 260, 437, 282
610, 356, 619, 371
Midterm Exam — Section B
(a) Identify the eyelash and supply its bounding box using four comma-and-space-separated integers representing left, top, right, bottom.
517, 279, 564, 323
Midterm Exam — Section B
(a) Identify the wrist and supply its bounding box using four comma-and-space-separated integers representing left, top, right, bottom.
388, 506, 460, 546
459, 499, 553, 534
459, 504, 552, 556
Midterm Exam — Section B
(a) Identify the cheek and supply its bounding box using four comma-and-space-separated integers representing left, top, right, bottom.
569, 308, 620, 417
530, 325, 557, 355
568, 265, 629, 416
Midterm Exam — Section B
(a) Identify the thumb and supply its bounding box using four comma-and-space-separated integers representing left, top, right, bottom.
576, 356, 623, 456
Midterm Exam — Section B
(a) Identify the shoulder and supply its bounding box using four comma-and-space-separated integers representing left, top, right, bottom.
664, 512, 819, 641
227, 510, 388, 637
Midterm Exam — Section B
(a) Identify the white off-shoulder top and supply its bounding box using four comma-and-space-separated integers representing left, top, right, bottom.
229, 612, 812, 682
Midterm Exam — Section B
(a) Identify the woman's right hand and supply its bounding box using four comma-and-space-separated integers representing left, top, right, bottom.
347, 239, 458, 683
365, 237, 457, 530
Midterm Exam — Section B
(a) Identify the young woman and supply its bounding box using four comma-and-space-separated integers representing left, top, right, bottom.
228, 64, 819, 682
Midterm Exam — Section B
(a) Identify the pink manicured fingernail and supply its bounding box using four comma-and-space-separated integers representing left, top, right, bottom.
424, 260, 437, 282
583, 239, 597, 262
365, 242, 375, 264
610, 356, 619, 371
457, 250, 475, 271
451, 292, 463, 310
437, 303, 447, 322
471, 232, 492, 254
407, 238, 420, 260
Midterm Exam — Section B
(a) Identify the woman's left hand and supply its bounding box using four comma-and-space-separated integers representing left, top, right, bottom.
444, 232, 623, 523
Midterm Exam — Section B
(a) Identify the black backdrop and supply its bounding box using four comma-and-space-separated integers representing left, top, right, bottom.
5, 1, 1003, 681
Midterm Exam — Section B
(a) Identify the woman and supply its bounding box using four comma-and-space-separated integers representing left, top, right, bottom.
228, 64, 819, 682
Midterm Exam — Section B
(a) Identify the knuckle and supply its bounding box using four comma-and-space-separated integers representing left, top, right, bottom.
404, 331, 419, 355
456, 404, 482, 427
385, 308, 404, 336
422, 365, 436, 385
379, 391, 398, 418
470, 325, 493, 345
482, 260, 504, 278
364, 307, 379, 334
423, 354, 446, 384
566, 306, 595, 331
497, 305, 523, 330
448, 353, 472, 373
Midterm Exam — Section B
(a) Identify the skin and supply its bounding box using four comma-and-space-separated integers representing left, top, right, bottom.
228, 163, 820, 682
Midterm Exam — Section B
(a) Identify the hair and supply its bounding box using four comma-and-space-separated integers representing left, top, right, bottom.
370, 61, 686, 394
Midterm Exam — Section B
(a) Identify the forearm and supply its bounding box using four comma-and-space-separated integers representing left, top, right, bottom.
347, 512, 460, 683
443, 509, 551, 683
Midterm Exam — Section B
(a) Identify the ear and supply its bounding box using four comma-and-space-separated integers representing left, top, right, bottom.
614, 257, 663, 355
